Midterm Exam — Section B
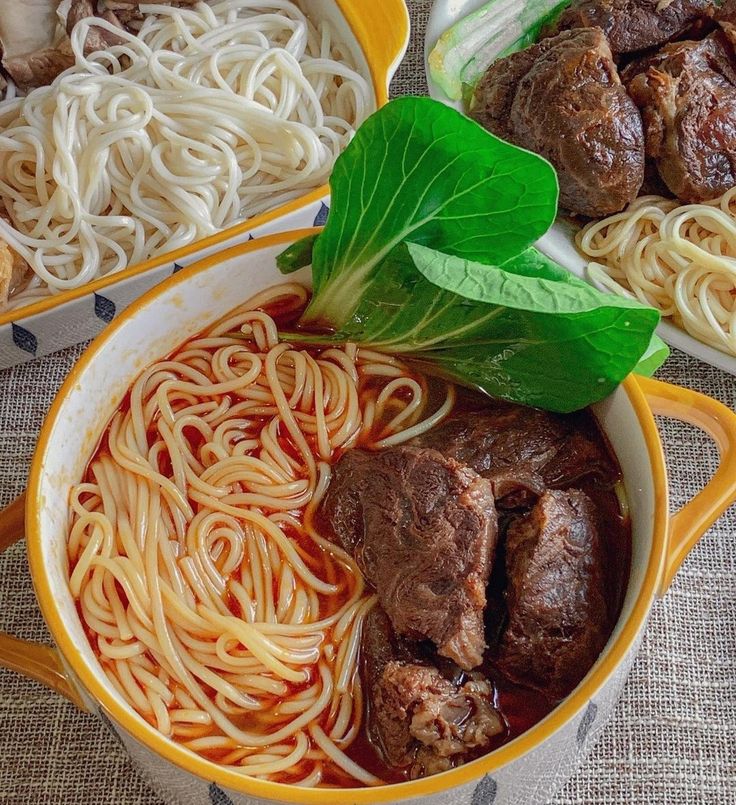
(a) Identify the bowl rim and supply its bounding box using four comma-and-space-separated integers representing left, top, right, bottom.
27, 230, 669, 803
0, 0, 411, 329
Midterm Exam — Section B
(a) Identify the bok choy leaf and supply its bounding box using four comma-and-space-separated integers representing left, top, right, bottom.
300, 96, 558, 328
277, 97, 667, 413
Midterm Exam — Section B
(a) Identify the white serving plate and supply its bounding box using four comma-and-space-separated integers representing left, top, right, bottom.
424, 0, 736, 377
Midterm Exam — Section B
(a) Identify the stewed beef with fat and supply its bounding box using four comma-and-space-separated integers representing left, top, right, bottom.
362, 607, 504, 779
409, 405, 617, 506
320, 393, 628, 781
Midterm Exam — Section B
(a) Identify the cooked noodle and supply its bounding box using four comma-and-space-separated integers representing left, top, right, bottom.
0, 2, 370, 309
577, 191, 736, 356
67, 283, 454, 786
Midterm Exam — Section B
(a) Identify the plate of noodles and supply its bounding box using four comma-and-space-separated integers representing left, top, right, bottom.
0, 0, 409, 368
4, 97, 736, 805
426, 0, 736, 375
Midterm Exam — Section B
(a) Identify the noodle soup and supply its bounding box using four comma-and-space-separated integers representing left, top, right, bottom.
66, 283, 631, 787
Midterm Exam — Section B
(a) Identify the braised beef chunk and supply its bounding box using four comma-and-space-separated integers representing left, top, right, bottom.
410, 406, 616, 505
548, 0, 714, 56
321, 446, 497, 669
472, 28, 644, 217
497, 490, 609, 701
469, 44, 540, 142
363, 607, 504, 778
626, 33, 736, 201
410, 407, 566, 478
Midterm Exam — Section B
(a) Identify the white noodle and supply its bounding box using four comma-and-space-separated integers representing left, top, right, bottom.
0, 2, 370, 308
68, 283, 453, 785
577, 191, 736, 356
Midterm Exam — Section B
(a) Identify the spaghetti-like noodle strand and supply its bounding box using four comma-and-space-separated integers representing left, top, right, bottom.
0, 2, 370, 308
577, 191, 736, 356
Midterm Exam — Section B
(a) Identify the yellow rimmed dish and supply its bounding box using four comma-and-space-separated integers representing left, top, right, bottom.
1, 230, 736, 805
0, 0, 410, 371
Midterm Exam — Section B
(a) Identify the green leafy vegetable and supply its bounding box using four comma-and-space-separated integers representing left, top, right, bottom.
277, 97, 667, 412
277, 234, 315, 275
633, 334, 670, 378
428, 0, 568, 102
302, 96, 558, 327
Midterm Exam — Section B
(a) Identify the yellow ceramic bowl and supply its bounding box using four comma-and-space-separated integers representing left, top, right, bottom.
2, 232, 736, 805
0, 0, 410, 370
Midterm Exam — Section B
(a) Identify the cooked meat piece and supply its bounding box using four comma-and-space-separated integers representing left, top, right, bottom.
716, 0, 736, 28
470, 44, 539, 142
626, 33, 736, 201
411, 407, 566, 478
0, 0, 74, 91
708, 1, 736, 57
64, 0, 127, 52
544, 430, 617, 488
3, 45, 75, 93
320, 446, 497, 670
98, 0, 198, 28
471, 28, 644, 217
410, 406, 616, 504
497, 490, 609, 701
548, 0, 714, 55
363, 606, 504, 778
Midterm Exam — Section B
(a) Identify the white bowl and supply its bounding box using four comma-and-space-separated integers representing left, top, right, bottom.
0, 0, 411, 371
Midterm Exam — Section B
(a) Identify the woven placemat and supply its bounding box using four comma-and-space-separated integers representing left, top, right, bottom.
1, 3, 735, 802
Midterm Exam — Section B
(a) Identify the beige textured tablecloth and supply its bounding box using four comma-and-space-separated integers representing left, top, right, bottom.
1, 3, 735, 802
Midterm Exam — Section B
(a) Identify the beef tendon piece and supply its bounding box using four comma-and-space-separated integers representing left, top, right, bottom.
497, 490, 609, 701
410, 406, 617, 506
320, 446, 497, 670
548, 0, 714, 56
626, 34, 736, 202
471, 28, 645, 218
363, 607, 504, 778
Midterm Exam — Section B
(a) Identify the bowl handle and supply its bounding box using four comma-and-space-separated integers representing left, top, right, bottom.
338, 0, 410, 104
0, 493, 87, 710
636, 375, 736, 595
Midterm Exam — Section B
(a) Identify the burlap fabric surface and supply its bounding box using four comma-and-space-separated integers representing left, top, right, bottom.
1, 3, 734, 802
